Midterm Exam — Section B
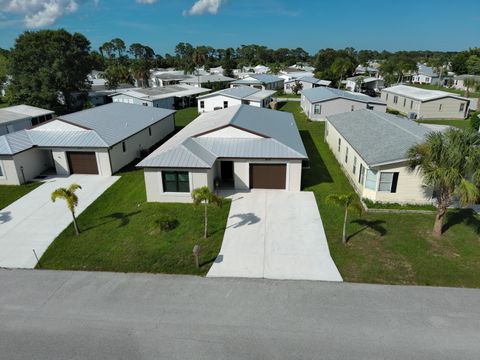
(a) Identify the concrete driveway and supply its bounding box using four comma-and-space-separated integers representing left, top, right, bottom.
0, 175, 119, 269
208, 190, 342, 281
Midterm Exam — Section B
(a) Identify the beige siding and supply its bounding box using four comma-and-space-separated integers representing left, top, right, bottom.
0, 156, 21, 185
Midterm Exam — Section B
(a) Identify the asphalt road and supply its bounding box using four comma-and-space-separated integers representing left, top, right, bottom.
0, 269, 479, 359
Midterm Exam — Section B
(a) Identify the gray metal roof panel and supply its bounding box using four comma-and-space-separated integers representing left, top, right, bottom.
327, 110, 432, 166
0, 110, 27, 124
302, 87, 385, 105
28, 130, 108, 148
198, 86, 260, 100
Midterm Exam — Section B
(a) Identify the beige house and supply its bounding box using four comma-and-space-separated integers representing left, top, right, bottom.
0, 103, 175, 185
138, 105, 308, 203
325, 109, 441, 205
381, 85, 469, 119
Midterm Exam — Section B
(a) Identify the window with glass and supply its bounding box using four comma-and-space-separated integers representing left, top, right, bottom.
403, 98, 406, 107
393, 96, 398, 104
314, 103, 322, 114
351, 105, 355, 111
223, 101, 228, 108
378, 172, 399, 193
0, 163, 4, 177
358, 164, 365, 184
148, 127, 152, 136
439, 104, 443, 111
459, 103, 465, 112
353, 157, 357, 174
337, 138, 341, 152
200, 101, 205, 109
122, 142, 126, 152
162, 171, 190, 192
410, 100, 413, 109
345, 147, 349, 163
365, 169, 377, 190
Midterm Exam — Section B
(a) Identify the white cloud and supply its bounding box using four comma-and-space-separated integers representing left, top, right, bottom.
182, 0, 224, 16
136, 0, 157, 3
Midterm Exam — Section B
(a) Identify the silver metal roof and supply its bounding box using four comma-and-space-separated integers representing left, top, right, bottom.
111, 85, 210, 101
138, 104, 307, 169
231, 74, 283, 85
382, 85, 468, 102
302, 87, 386, 105
180, 74, 235, 84
0, 105, 54, 125
198, 86, 275, 101
327, 110, 433, 167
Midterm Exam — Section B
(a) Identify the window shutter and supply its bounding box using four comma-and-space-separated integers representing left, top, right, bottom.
391, 172, 399, 193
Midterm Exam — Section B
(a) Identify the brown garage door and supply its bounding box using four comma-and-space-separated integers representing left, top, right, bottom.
250, 164, 286, 189
67, 152, 99, 174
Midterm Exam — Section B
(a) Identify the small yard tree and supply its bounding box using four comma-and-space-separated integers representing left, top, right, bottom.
51, 184, 82, 236
192, 186, 223, 239
291, 80, 303, 95
407, 129, 480, 238
325, 193, 362, 245
463, 77, 479, 97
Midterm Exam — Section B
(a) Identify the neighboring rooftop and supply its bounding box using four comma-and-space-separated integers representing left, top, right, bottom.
454, 74, 480, 81
382, 85, 468, 101
138, 105, 307, 169
327, 110, 433, 166
198, 86, 275, 101
287, 76, 331, 86
346, 76, 382, 83
0, 105, 54, 125
180, 74, 235, 84
111, 84, 210, 101
302, 87, 386, 104
0, 103, 175, 155
231, 74, 283, 85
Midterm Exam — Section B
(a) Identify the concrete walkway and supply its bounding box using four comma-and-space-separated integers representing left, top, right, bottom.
1, 269, 479, 360
0, 175, 119, 269
208, 190, 342, 281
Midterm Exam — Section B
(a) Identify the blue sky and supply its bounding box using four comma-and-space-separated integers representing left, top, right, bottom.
0, 0, 479, 55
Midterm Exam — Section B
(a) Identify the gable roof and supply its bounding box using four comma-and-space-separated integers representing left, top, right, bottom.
198, 86, 275, 101
0, 103, 175, 155
302, 87, 386, 105
286, 76, 331, 86
327, 110, 433, 167
180, 74, 235, 84
231, 74, 283, 85
382, 85, 469, 102
138, 105, 307, 168
111, 85, 210, 101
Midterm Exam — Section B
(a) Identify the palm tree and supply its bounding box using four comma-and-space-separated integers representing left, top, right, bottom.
463, 77, 478, 97
191, 186, 223, 239
407, 129, 480, 238
331, 58, 353, 89
325, 193, 363, 245
51, 183, 82, 236
354, 76, 365, 92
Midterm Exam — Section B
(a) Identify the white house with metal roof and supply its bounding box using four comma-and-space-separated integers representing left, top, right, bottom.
381, 85, 470, 119
411, 64, 452, 86
301, 87, 386, 121
284, 76, 331, 94
110, 85, 210, 109
179, 74, 235, 88
0, 103, 175, 185
345, 76, 385, 93
197, 87, 275, 113
230, 74, 284, 91
137, 105, 308, 203
325, 110, 438, 205
0, 105, 54, 135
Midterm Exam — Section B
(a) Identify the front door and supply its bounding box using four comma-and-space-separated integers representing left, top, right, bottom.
220, 161, 234, 184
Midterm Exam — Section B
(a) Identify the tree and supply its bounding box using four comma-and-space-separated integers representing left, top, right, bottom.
104, 63, 133, 90
330, 57, 354, 88
0, 52, 8, 93
407, 129, 480, 238
325, 193, 362, 244
51, 183, 82, 236
291, 80, 303, 95
222, 48, 236, 77
466, 55, 480, 75
130, 59, 151, 88
354, 76, 365, 92
191, 186, 223, 239
463, 77, 479, 97
6, 29, 92, 114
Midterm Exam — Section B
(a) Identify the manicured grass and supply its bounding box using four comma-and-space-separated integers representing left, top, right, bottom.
175, 107, 199, 129
279, 101, 480, 288
275, 93, 301, 98
39, 108, 230, 275
410, 83, 480, 98
0, 182, 41, 210
418, 119, 472, 130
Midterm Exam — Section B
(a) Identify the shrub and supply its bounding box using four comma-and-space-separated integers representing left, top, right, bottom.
386, 108, 400, 115
157, 215, 179, 232
470, 111, 480, 131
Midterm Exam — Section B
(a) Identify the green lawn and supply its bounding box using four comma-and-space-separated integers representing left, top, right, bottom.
175, 107, 199, 128
275, 93, 301, 98
39, 108, 230, 275
418, 119, 472, 130
279, 102, 480, 288
0, 97, 8, 108
0, 182, 41, 210
410, 83, 480, 98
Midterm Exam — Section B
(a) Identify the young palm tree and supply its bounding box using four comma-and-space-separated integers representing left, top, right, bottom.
407, 128, 480, 238
51, 183, 82, 236
463, 77, 478, 97
191, 186, 223, 239
325, 193, 363, 245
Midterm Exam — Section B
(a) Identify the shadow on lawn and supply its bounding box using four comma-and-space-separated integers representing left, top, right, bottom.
83, 211, 142, 231
300, 130, 333, 187
348, 219, 387, 242
443, 209, 480, 234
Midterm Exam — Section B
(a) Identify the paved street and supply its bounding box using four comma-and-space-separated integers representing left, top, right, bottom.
0, 269, 479, 359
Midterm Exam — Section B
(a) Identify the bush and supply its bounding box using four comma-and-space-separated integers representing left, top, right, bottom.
157, 215, 179, 232
470, 111, 480, 131
386, 108, 400, 115
362, 198, 436, 211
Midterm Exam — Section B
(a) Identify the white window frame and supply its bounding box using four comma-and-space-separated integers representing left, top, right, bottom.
314, 103, 322, 115
365, 169, 377, 190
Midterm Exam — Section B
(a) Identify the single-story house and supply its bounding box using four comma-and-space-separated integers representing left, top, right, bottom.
325, 109, 438, 205
411, 64, 452, 86
345, 76, 385, 93
278, 68, 314, 82
180, 74, 235, 89
301, 87, 387, 121
380, 85, 470, 119
0, 103, 175, 185
197, 87, 275, 113
284, 76, 330, 94
137, 104, 308, 203
230, 74, 284, 91
0, 105, 54, 135
110, 85, 210, 109
150, 71, 190, 87
452, 74, 480, 92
